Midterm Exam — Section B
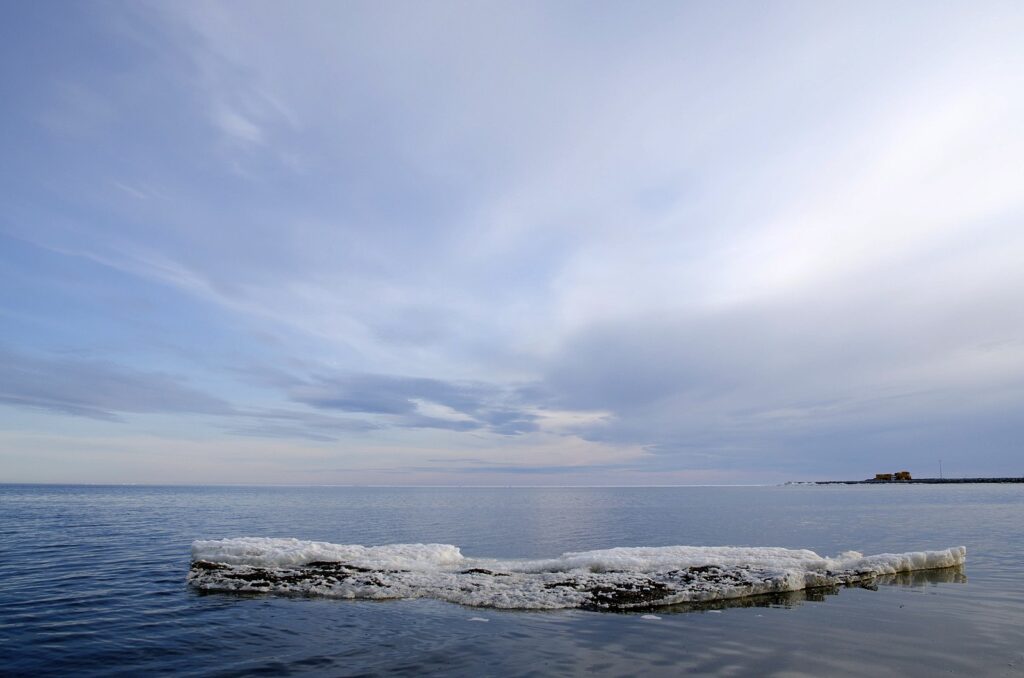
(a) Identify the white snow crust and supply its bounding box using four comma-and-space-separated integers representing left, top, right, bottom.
191, 537, 463, 570
188, 538, 966, 610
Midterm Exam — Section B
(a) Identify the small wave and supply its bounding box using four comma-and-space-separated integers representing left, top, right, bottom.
188, 539, 966, 610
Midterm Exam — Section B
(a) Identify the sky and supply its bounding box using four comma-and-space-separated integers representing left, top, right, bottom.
1, 1, 1023, 485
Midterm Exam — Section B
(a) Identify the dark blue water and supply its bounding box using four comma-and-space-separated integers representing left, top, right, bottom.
2, 484, 1023, 676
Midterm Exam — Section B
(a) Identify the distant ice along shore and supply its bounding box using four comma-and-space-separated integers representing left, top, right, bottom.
188, 538, 966, 610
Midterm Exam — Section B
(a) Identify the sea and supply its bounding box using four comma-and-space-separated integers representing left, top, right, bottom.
2, 484, 1023, 677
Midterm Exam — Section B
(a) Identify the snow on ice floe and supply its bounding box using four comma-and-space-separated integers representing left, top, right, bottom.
187, 538, 966, 611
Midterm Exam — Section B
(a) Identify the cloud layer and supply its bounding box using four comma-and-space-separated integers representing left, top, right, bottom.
1, 1, 1022, 483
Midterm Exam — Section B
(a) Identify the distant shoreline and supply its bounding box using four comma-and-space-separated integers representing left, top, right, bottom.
802, 477, 1024, 485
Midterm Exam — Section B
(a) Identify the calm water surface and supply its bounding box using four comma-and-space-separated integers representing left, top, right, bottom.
2, 484, 1023, 676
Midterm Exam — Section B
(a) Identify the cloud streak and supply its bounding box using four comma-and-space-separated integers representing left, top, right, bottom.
0, 347, 234, 421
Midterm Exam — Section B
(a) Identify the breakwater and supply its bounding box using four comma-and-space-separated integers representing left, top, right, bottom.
811, 478, 1024, 485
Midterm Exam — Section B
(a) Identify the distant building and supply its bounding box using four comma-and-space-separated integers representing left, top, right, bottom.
871, 471, 912, 481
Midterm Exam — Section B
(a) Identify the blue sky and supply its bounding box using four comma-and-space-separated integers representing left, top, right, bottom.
2, 1, 1023, 484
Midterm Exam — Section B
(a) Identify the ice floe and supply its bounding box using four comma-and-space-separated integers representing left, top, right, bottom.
188, 538, 966, 610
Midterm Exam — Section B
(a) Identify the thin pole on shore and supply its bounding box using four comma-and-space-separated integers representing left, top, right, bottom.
939, 459, 943, 479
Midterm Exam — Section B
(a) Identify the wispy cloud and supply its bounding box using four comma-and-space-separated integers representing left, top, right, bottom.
213, 107, 264, 145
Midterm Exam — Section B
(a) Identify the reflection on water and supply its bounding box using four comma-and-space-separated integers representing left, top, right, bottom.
868, 565, 967, 587
655, 565, 967, 614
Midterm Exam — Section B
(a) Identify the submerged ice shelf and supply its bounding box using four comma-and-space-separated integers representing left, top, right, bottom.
187, 538, 966, 610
